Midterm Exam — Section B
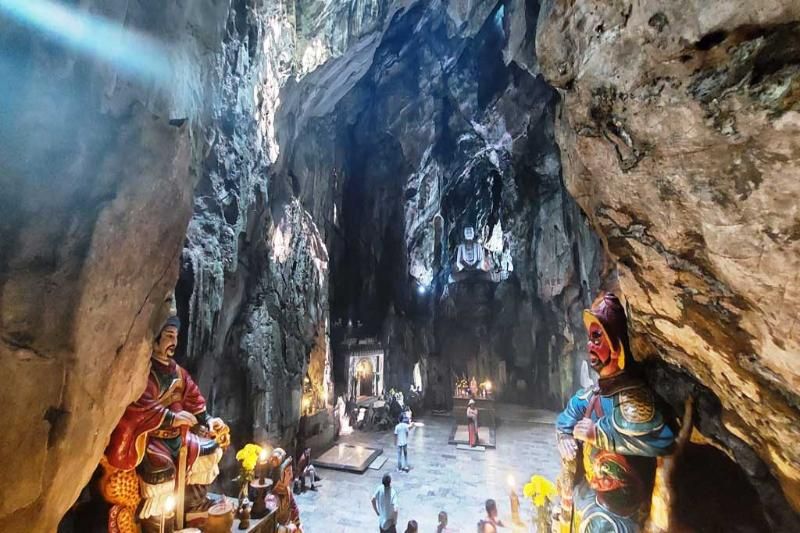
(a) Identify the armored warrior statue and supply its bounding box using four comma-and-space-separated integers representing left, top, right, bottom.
556, 293, 675, 532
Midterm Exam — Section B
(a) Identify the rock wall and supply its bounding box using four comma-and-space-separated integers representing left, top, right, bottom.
537, 0, 800, 524
173, 0, 408, 468
0, 1, 225, 530
0, 0, 352, 528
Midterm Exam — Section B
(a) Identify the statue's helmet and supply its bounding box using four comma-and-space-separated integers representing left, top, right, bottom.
464, 226, 475, 240
582, 292, 629, 369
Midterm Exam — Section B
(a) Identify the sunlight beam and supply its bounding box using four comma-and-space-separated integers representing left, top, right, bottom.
0, 0, 172, 83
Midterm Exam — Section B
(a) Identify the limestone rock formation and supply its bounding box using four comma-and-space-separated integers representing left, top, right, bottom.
275, 0, 605, 408
538, 0, 800, 524
0, 2, 217, 530
172, 0, 392, 471
3, 0, 798, 530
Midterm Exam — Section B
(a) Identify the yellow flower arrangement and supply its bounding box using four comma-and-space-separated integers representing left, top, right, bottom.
523, 475, 557, 507
236, 443, 264, 473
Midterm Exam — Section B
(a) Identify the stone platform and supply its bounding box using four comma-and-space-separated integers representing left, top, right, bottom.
448, 423, 496, 448
313, 442, 383, 473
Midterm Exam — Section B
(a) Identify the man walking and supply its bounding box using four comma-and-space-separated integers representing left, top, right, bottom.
394, 415, 412, 472
371, 473, 398, 533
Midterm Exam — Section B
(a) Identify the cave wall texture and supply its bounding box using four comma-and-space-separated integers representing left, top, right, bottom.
0, 1, 224, 531
278, 0, 605, 411
537, 0, 800, 525
1, 0, 799, 531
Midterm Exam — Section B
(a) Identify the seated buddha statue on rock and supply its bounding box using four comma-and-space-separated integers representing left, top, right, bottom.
451, 225, 512, 283
450, 226, 494, 283
455, 226, 488, 273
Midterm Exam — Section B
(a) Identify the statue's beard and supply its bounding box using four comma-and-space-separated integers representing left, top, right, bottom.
589, 351, 609, 372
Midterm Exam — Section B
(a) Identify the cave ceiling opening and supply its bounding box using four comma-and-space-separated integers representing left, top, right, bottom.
1, 0, 799, 532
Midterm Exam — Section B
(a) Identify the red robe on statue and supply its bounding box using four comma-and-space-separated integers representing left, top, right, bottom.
267, 483, 302, 528
105, 359, 211, 479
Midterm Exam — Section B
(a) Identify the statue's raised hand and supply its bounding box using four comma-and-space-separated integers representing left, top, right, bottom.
557, 433, 578, 461
172, 410, 198, 427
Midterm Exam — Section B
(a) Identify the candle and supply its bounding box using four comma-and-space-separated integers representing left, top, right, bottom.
507, 474, 521, 525
160, 494, 175, 533
258, 449, 269, 484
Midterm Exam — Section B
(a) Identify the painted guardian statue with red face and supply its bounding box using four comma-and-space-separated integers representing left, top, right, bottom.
556, 293, 675, 532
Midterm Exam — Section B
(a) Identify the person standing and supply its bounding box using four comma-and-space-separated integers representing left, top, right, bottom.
395, 415, 412, 472
436, 510, 458, 532
477, 499, 505, 533
372, 473, 399, 533
466, 399, 479, 447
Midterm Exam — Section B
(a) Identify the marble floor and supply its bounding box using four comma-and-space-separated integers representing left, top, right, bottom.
298, 404, 560, 532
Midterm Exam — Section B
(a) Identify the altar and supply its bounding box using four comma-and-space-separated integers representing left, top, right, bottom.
452, 395, 496, 427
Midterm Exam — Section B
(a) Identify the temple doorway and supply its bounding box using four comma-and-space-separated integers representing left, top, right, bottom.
355, 358, 375, 397
345, 340, 385, 401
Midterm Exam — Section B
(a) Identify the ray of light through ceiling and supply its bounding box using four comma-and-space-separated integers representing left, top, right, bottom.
0, 0, 172, 84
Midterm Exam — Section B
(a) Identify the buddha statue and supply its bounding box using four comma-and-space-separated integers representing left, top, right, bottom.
455, 226, 489, 273
469, 376, 479, 398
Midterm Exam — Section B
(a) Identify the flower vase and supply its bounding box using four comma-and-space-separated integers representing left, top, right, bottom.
238, 480, 249, 503
534, 501, 552, 533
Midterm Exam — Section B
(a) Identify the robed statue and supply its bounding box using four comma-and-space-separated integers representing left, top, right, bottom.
100, 316, 230, 533
556, 293, 675, 532
265, 448, 304, 532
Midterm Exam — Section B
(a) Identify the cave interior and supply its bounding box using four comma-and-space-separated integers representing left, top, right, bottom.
1, 0, 799, 532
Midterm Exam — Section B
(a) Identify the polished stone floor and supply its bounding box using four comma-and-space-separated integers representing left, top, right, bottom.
298, 404, 560, 532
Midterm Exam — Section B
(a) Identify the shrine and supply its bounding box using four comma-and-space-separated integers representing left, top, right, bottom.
344, 337, 385, 402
